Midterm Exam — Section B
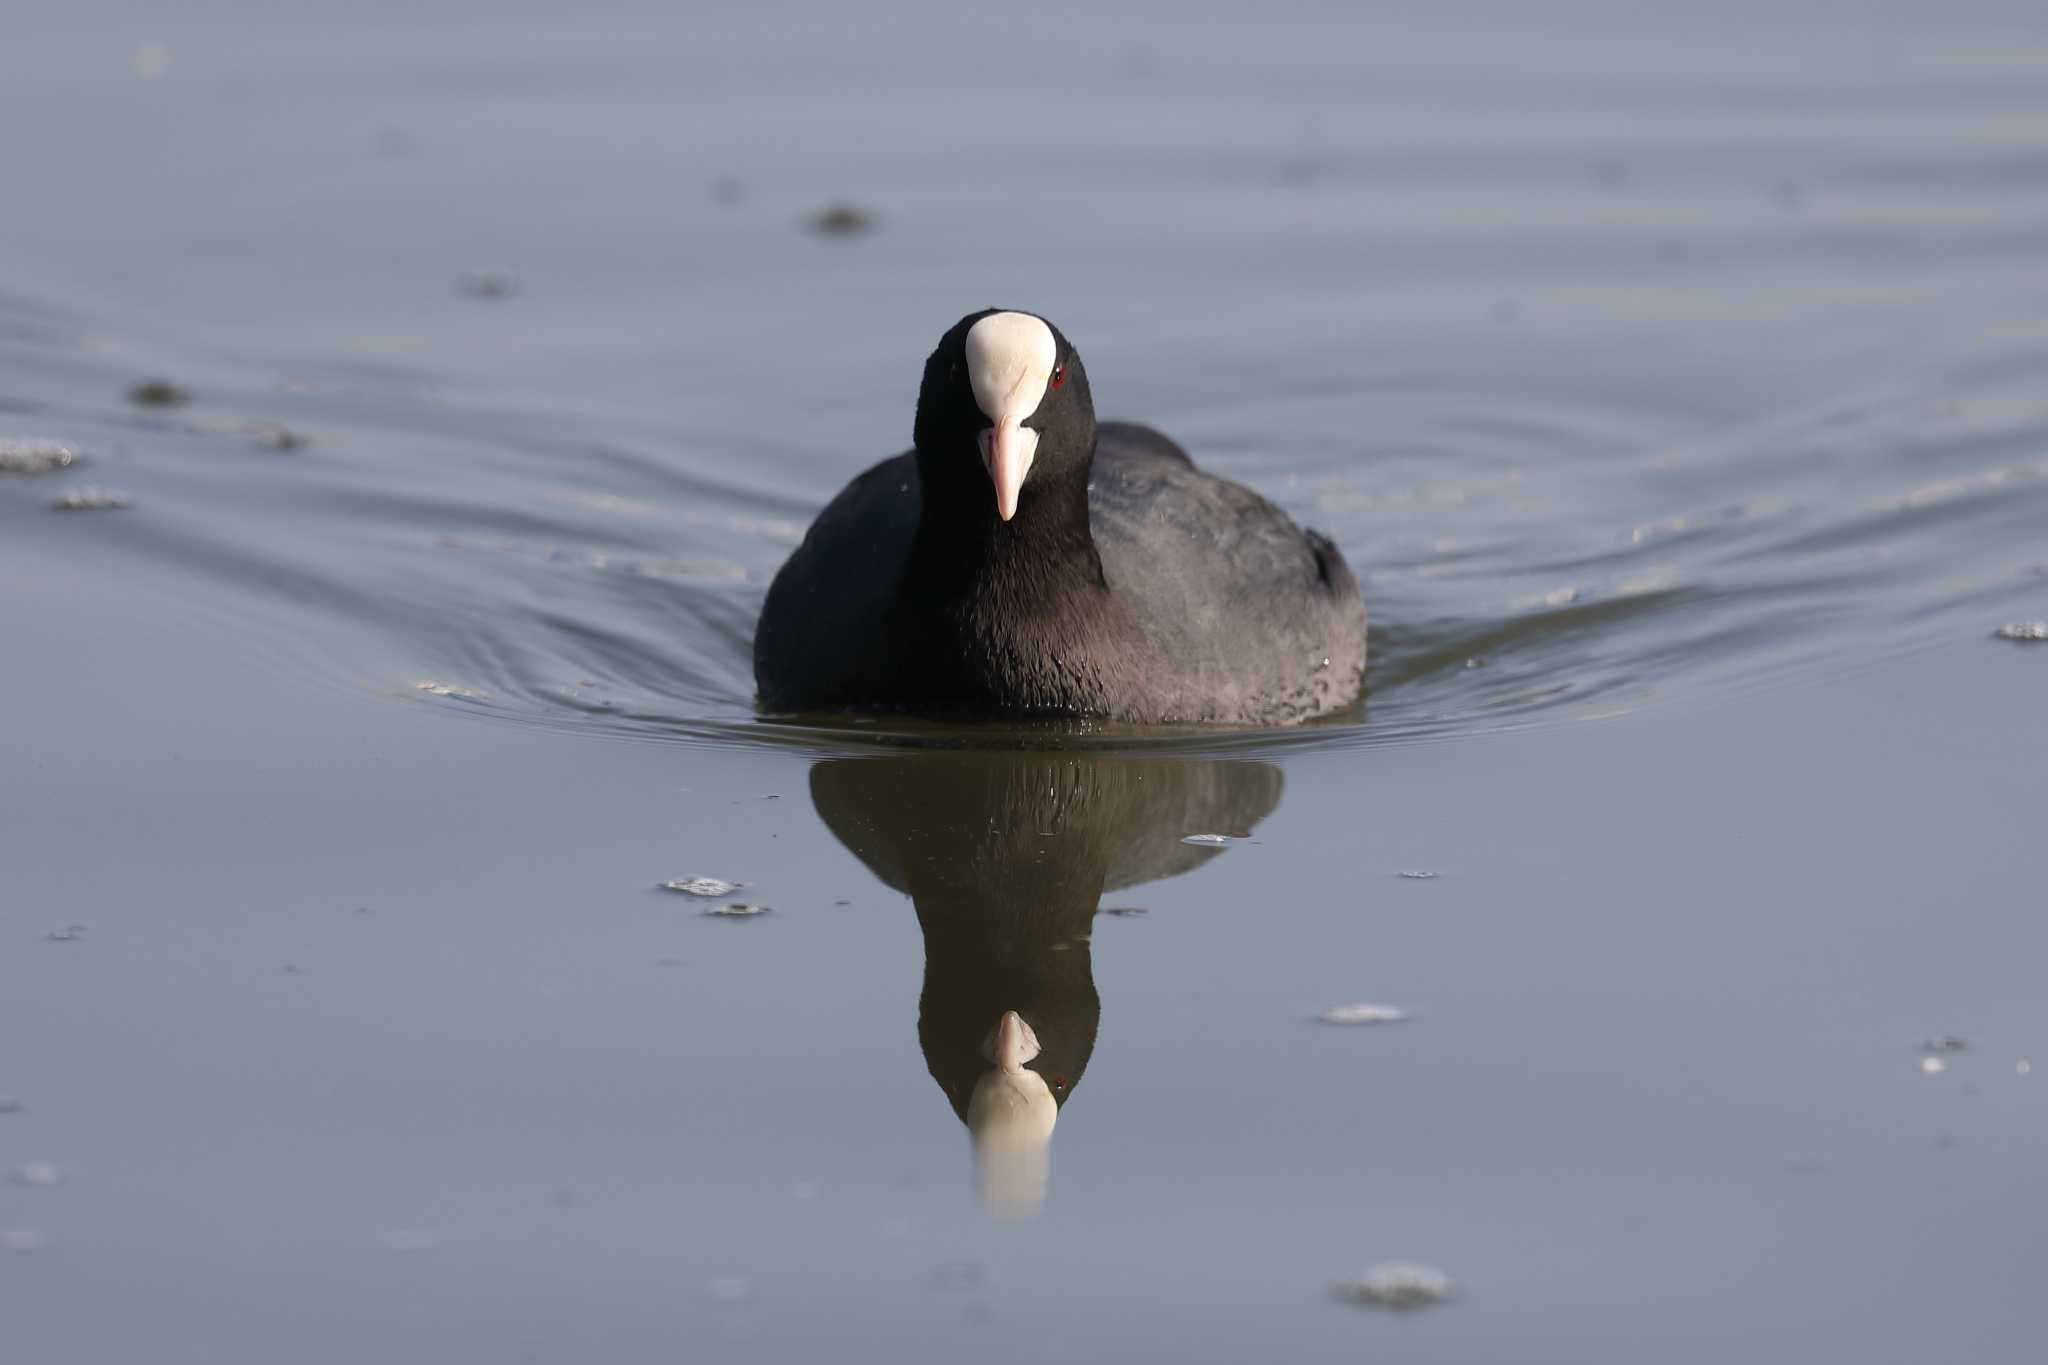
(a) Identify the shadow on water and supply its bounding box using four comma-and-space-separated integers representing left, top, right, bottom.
810, 750, 1283, 1217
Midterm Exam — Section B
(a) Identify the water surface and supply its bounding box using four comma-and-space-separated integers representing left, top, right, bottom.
3, 3, 2045, 1361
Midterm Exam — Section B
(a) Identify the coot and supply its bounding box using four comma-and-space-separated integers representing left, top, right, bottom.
754, 309, 1365, 724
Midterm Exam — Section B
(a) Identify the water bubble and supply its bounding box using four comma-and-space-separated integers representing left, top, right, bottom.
9, 1163, 62, 1188
1332, 1262, 1456, 1310
1397, 870, 1438, 880
1920, 1056, 1946, 1075
0, 440, 80, 476
1993, 622, 2047, 643
658, 877, 745, 898
49, 487, 131, 511
1318, 1003, 1410, 1026
2018, 1060, 2032, 1076
704, 903, 771, 918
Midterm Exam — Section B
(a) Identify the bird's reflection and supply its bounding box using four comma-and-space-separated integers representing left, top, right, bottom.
810, 750, 1283, 1217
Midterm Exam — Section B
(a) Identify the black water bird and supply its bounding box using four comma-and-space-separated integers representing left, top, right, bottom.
755, 309, 1366, 724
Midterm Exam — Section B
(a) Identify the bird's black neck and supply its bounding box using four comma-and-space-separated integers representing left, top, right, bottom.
907, 452, 1106, 609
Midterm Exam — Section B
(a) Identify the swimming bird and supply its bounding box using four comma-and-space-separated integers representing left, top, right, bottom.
754, 309, 1365, 724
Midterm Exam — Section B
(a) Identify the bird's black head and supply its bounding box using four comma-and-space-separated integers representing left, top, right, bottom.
912, 308, 1097, 525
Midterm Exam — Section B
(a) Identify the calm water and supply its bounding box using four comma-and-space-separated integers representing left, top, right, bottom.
4, 2, 2046, 1360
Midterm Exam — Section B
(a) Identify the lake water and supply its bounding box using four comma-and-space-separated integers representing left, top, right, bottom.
3, 2, 2045, 1360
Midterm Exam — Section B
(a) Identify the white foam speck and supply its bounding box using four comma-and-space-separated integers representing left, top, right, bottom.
1332, 1262, 1455, 1310
659, 877, 745, 897
414, 681, 491, 700
1318, 1003, 1410, 1026
704, 902, 771, 918
49, 487, 130, 511
0, 439, 79, 475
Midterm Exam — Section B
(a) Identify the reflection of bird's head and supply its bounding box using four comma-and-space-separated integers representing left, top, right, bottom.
966, 1010, 1058, 1217
918, 929, 1096, 1125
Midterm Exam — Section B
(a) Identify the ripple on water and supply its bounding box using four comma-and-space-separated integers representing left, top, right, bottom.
6, 265, 2045, 761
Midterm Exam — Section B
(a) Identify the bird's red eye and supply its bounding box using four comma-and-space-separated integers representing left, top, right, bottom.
1049, 365, 1066, 391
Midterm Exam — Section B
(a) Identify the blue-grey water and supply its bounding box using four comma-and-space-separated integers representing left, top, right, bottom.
3, 3, 2045, 1361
